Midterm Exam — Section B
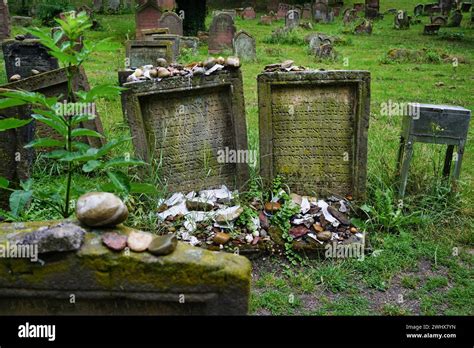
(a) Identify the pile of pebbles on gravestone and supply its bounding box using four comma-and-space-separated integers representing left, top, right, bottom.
76, 192, 177, 256
263, 60, 306, 72
126, 56, 241, 83
156, 185, 362, 251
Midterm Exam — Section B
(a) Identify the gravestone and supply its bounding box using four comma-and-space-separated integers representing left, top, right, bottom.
139, 27, 169, 40
302, 3, 312, 19
208, 13, 236, 54
260, 15, 273, 25
108, 0, 121, 12
353, 2, 364, 12
158, 0, 176, 11
93, 0, 103, 12
332, 6, 342, 17
439, 0, 454, 14
423, 23, 440, 34
212, 9, 237, 21
354, 19, 373, 34
0, 0, 10, 41
277, 3, 290, 19
158, 11, 183, 36
394, 10, 410, 29
431, 15, 447, 26
424, 3, 441, 15
448, 9, 463, 27
285, 10, 300, 29
233, 30, 256, 61
0, 221, 252, 315
179, 36, 199, 54
268, 0, 279, 12
258, 70, 370, 199
414, 4, 424, 16
461, 2, 472, 12
365, 0, 380, 19
314, 2, 334, 23
343, 8, 358, 25
138, 34, 180, 59
2, 40, 59, 80
136, 0, 162, 38
121, 70, 249, 192
125, 40, 176, 67
241, 7, 256, 19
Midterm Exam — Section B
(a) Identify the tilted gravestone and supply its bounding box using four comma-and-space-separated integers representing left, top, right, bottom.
2, 40, 59, 80
0, 0, 11, 41
107, 0, 121, 13
241, 7, 256, 20
258, 70, 370, 199
208, 13, 236, 54
233, 30, 256, 61
0, 221, 252, 315
260, 15, 273, 25
135, 0, 162, 39
121, 70, 249, 193
314, 2, 334, 23
439, 0, 454, 14
394, 10, 410, 29
285, 10, 300, 29
158, 11, 183, 36
125, 40, 176, 67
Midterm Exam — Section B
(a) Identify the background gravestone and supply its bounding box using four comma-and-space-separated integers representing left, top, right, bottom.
277, 3, 290, 19
1, 40, 59, 80
121, 70, 249, 193
365, 0, 380, 19
314, 2, 334, 23
302, 3, 312, 19
138, 34, 180, 60
107, 0, 121, 13
394, 10, 410, 29
0, 0, 10, 41
258, 70, 371, 200
176, 0, 206, 36
136, 0, 163, 39
208, 13, 236, 54
126, 40, 176, 67
448, 10, 463, 27
285, 10, 300, 29
158, 11, 183, 36
241, 7, 256, 19
233, 30, 256, 61
414, 4, 424, 16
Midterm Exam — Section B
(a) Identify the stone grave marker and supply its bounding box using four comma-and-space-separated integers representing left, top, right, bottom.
302, 3, 312, 19
431, 15, 447, 26
136, 0, 162, 38
354, 19, 373, 34
258, 70, 370, 199
138, 33, 180, 60
108, 0, 121, 13
448, 9, 463, 27
125, 40, 176, 67
277, 3, 290, 19
365, 0, 380, 19
353, 2, 365, 12
121, 70, 249, 193
394, 10, 410, 29
343, 8, 358, 25
423, 23, 440, 34
208, 13, 236, 54
285, 9, 300, 29
158, 11, 183, 36
233, 30, 256, 61
439, 0, 454, 14
212, 9, 237, 21
414, 4, 424, 16
158, 0, 176, 11
2, 39, 59, 80
260, 15, 273, 25
424, 3, 441, 15
313, 2, 334, 23
461, 2, 472, 12
93, 0, 103, 12
0, 0, 10, 41
242, 7, 256, 20
11, 16, 32, 27
0, 221, 252, 315
139, 27, 169, 40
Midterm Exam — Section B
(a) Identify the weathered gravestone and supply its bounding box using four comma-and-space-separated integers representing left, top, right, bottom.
136, 0, 162, 38
431, 15, 447, 26
302, 3, 312, 19
0, 0, 10, 41
461, 2, 472, 12
354, 18, 373, 34
424, 23, 441, 35
394, 10, 410, 29
414, 4, 424, 16
439, 0, 454, 14
0, 221, 252, 315
260, 15, 273, 25
107, 0, 121, 13
365, 0, 380, 19
93, 0, 103, 12
285, 10, 300, 29
353, 2, 365, 12
208, 13, 236, 54
448, 9, 463, 27
212, 9, 237, 21
424, 3, 441, 15
241, 7, 256, 19
314, 2, 334, 22
158, 0, 176, 11
343, 8, 358, 25
121, 70, 249, 192
125, 40, 176, 67
138, 33, 180, 59
2, 39, 59, 80
258, 70, 370, 199
233, 30, 256, 61
139, 27, 169, 40
11, 16, 33, 27
277, 3, 290, 19
158, 11, 183, 36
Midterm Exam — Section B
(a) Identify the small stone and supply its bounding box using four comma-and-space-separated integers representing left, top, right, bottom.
31, 69, 40, 75
186, 198, 214, 211
350, 227, 358, 234
289, 225, 310, 238
225, 56, 240, 68
281, 60, 294, 69
216, 56, 225, 65
264, 202, 281, 214
15, 34, 25, 41
76, 192, 128, 227
327, 206, 350, 225
102, 232, 127, 251
245, 234, 254, 244
213, 232, 230, 245
259, 211, 269, 230
215, 206, 243, 223
193, 66, 205, 75
290, 193, 302, 205
149, 68, 158, 78
156, 58, 168, 67
259, 229, 268, 238
317, 231, 332, 241
157, 67, 171, 78
204, 57, 216, 69
127, 231, 153, 252
148, 234, 177, 256
134, 68, 143, 77
313, 223, 324, 233
252, 236, 260, 245
10, 74, 21, 82
252, 230, 260, 237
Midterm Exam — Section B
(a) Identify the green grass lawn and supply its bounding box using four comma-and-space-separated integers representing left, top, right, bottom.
1, 0, 473, 315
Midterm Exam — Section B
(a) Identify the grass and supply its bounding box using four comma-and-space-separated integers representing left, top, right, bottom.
1, 0, 473, 315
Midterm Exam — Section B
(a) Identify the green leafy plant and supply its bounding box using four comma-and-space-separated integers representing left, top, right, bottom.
0, 12, 150, 218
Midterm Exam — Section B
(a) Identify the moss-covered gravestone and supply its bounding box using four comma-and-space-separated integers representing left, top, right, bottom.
0, 220, 251, 315
258, 70, 370, 200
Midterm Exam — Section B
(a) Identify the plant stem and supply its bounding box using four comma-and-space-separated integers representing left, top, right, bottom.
64, 64, 74, 218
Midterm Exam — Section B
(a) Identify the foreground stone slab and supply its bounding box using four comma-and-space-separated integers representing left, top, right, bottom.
121, 70, 249, 193
0, 220, 251, 315
258, 70, 370, 200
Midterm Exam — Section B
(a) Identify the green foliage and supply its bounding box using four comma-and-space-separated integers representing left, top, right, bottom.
35, 0, 73, 26
263, 28, 306, 46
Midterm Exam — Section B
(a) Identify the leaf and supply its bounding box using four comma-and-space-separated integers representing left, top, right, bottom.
82, 160, 102, 173
9, 190, 32, 217
59, 148, 99, 162
0, 177, 9, 189
31, 114, 68, 137
71, 113, 95, 126
107, 171, 131, 194
25, 138, 65, 149
97, 137, 132, 157
130, 183, 158, 195
77, 84, 125, 102
71, 128, 104, 138
0, 98, 29, 109
103, 157, 146, 169
0, 118, 32, 131
20, 179, 33, 191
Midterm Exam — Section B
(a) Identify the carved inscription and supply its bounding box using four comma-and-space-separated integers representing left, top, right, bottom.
270, 84, 355, 196
140, 87, 237, 191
